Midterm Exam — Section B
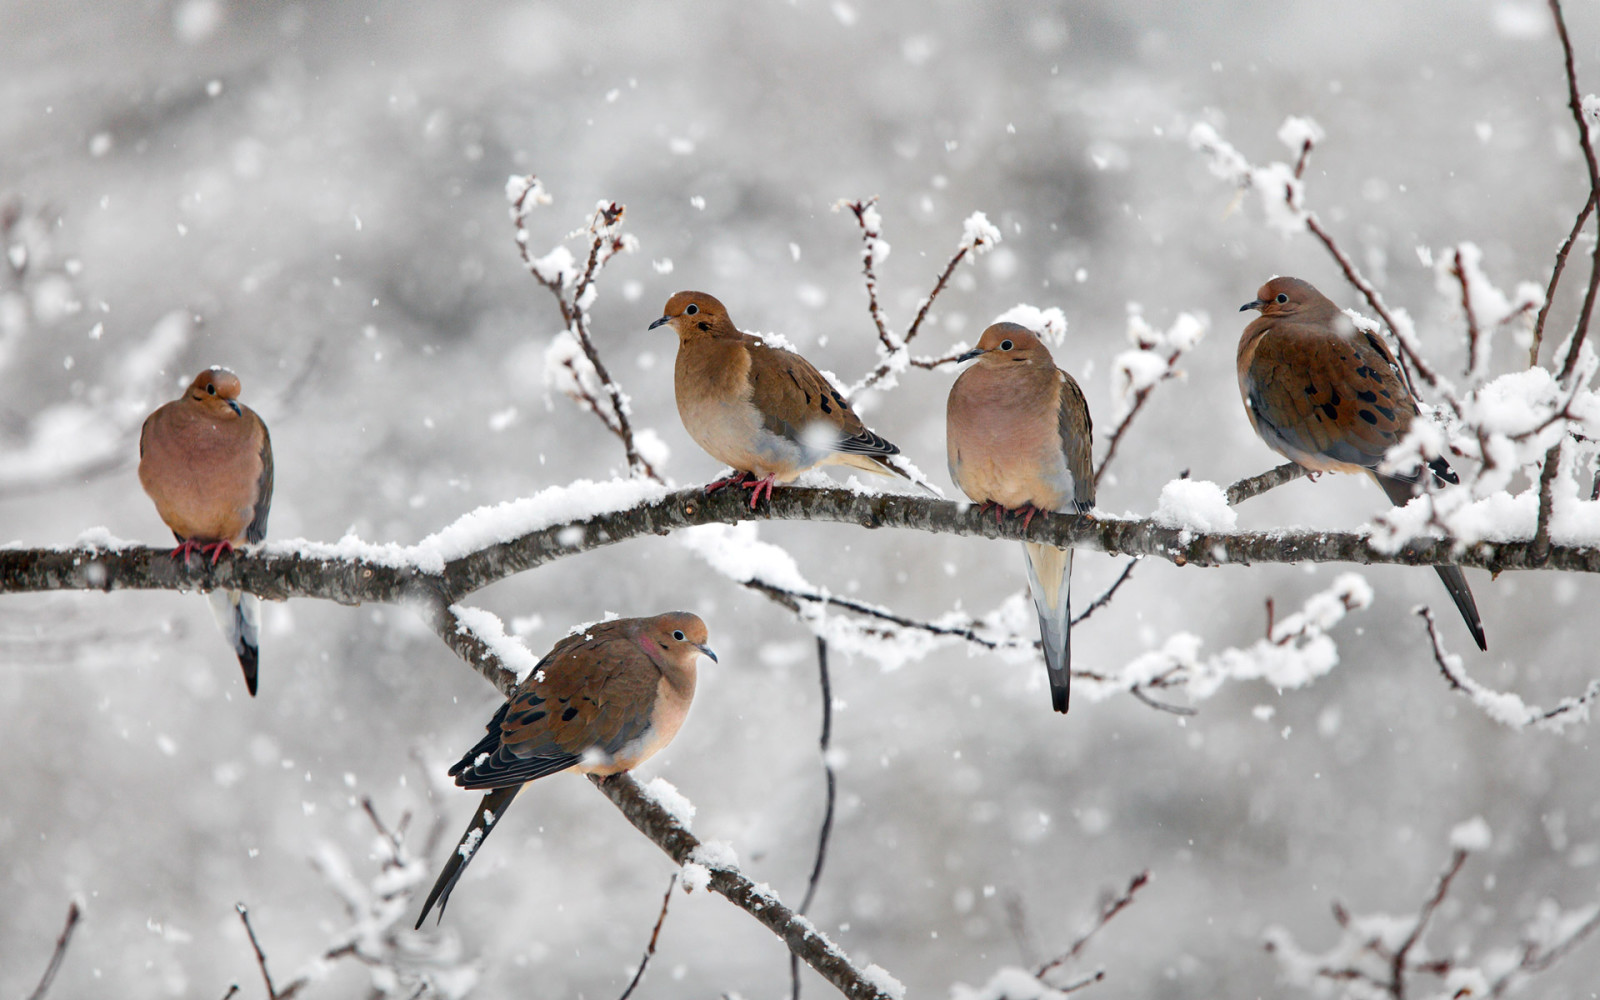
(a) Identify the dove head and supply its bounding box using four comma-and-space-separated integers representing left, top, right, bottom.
1240, 276, 1337, 320
635, 612, 717, 675
184, 367, 244, 416
649, 291, 733, 340
957, 322, 1054, 367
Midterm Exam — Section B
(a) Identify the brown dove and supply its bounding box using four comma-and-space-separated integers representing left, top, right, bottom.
139, 367, 274, 695
1238, 276, 1486, 650
415, 612, 715, 927
947, 322, 1094, 713
649, 291, 906, 507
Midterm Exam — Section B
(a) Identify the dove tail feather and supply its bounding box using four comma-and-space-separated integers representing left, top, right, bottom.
208, 589, 261, 696
416, 786, 522, 929
1023, 542, 1073, 713
1370, 472, 1487, 651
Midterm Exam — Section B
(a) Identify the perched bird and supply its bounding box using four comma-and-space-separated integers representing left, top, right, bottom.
649, 291, 906, 507
139, 367, 274, 695
1238, 276, 1486, 650
947, 322, 1095, 713
415, 612, 716, 927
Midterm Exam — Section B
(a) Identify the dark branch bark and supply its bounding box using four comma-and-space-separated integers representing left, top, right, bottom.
5, 482, 1598, 613
1226, 462, 1310, 505
591, 772, 900, 1000
1548, 0, 1600, 382
25, 901, 80, 1000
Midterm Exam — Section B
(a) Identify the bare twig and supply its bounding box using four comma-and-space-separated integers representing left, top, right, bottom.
235, 903, 279, 1000
1388, 848, 1470, 996
1226, 461, 1310, 505
1531, 441, 1562, 564
1529, 192, 1596, 367
617, 873, 678, 1000
1071, 558, 1139, 627
25, 901, 81, 1000
1036, 870, 1150, 980
1452, 248, 1485, 377
1548, 0, 1600, 382
791, 637, 839, 1000
841, 197, 895, 354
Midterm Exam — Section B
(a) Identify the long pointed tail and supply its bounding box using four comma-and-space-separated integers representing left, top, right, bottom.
1371, 472, 1487, 651
1022, 542, 1073, 713
415, 785, 521, 929
207, 589, 261, 696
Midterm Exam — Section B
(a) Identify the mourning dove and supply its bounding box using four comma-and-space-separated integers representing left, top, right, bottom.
947, 322, 1094, 713
1238, 276, 1487, 650
139, 367, 274, 695
415, 612, 715, 927
649, 291, 906, 508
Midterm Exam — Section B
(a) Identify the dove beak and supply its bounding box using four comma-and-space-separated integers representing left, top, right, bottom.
648, 315, 672, 330
226, 399, 242, 415
695, 643, 718, 663
1239, 299, 1265, 313
956, 346, 987, 363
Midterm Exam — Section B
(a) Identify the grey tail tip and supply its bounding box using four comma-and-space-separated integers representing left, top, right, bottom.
1051, 685, 1070, 714
238, 645, 259, 697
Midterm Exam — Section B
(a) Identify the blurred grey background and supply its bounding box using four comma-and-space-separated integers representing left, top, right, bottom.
2, 0, 1598, 996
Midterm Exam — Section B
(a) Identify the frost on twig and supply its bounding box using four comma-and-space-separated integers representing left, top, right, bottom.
231, 772, 478, 1000
1076, 573, 1373, 707
951, 870, 1149, 1000
836, 196, 1001, 391
1417, 606, 1600, 731
1097, 307, 1208, 486
507, 175, 658, 479
1265, 817, 1600, 998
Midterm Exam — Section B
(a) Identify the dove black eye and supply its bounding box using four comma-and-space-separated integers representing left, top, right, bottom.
672, 630, 686, 641
684, 304, 699, 316
206, 384, 217, 395
1276, 293, 1289, 304
1000, 339, 1014, 351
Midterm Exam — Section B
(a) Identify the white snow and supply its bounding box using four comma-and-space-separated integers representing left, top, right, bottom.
679, 860, 711, 893
861, 964, 906, 999
992, 303, 1068, 346
452, 605, 543, 682
960, 211, 1002, 255
1450, 816, 1492, 852
690, 839, 740, 870
950, 967, 1070, 1000
1152, 478, 1237, 532
640, 776, 696, 829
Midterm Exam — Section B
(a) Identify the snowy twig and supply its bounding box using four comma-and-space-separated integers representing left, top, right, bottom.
791, 636, 839, 1000
840, 197, 1000, 390
591, 772, 901, 1000
839, 198, 895, 356
617, 874, 677, 1000
1548, 0, 1600, 383
1418, 606, 1600, 730
1225, 461, 1309, 505
508, 176, 655, 479
1035, 870, 1149, 981
1071, 558, 1140, 627
1095, 347, 1181, 488
24, 900, 80, 1000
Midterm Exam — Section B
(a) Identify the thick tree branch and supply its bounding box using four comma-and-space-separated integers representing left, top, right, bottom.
6, 483, 1600, 614
591, 772, 899, 1000
1227, 462, 1310, 505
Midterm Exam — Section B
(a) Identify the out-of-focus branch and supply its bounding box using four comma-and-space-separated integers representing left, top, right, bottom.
1035, 870, 1150, 981
791, 637, 839, 1000
24, 900, 80, 1000
617, 874, 677, 1000
1095, 348, 1181, 487
1451, 247, 1485, 377
1548, 0, 1600, 383
1418, 606, 1600, 730
235, 903, 282, 1000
